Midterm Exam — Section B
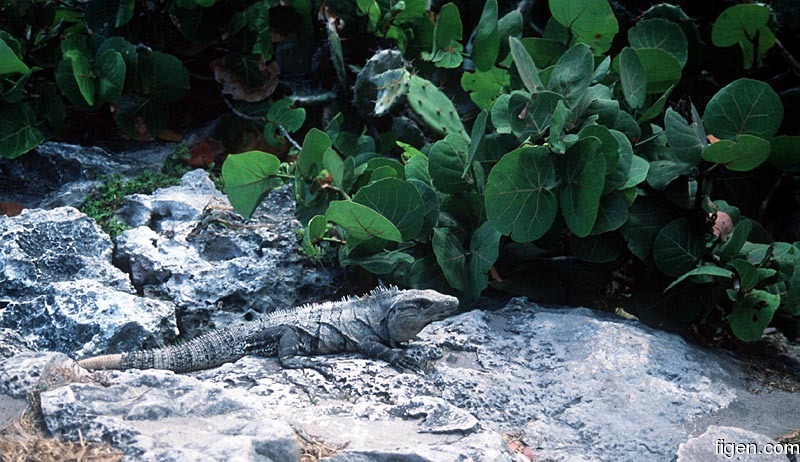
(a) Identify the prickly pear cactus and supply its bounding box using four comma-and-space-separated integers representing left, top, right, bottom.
406, 75, 468, 141
353, 50, 408, 116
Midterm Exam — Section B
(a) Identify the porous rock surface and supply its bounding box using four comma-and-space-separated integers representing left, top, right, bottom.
0, 141, 174, 209
5, 300, 794, 461
0, 207, 177, 358
112, 169, 337, 329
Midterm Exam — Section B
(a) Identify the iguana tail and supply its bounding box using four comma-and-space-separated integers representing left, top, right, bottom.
78, 326, 251, 373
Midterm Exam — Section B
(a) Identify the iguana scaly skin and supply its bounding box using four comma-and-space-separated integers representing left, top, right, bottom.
78, 288, 459, 376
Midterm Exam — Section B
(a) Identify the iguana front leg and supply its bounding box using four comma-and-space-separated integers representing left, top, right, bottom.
357, 337, 423, 372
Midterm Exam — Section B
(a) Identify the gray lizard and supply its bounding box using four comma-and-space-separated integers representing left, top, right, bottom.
78, 287, 459, 376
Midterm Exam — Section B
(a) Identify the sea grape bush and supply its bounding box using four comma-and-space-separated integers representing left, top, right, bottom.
221, 0, 799, 342
1, 0, 797, 342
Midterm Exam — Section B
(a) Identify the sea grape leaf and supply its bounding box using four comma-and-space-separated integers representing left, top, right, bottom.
548, 0, 618, 55
0, 38, 28, 75
653, 218, 704, 277
728, 289, 779, 341
556, 136, 605, 237
485, 146, 557, 242
353, 177, 425, 241
703, 78, 783, 141
664, 107, 705, 165
0, 103, 44, 159
509, 36, 541, 93
473, 0, 499, 72
665, 265, 735, 292
701, 134, 771, 172
326, 200, 403, 242
222, 150, 281, 219
628, 18, 688, 66
619, 47, 646, 109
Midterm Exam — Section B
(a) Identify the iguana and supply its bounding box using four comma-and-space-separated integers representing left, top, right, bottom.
78, 287, 459, 376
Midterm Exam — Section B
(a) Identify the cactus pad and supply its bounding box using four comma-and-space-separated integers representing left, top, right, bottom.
353, 49, 408, 116
406, 75, 468, 142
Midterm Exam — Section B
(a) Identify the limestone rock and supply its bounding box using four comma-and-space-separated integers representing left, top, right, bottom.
0, 207, 178, 358
113, 171, 336, 330
678, 425, 789, 462
39, 369, 301, 462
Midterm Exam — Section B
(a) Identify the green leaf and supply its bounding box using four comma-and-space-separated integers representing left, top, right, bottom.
297, 129, 331, 179
620, 197, 672, 263
407, 255, 447, 291
637, 85, 675, 123
547, 43, 594, 109
728, 289, 780, 341
95, 49, 126, 102
509, 36, 541, 93
664, 107, 705, 165
634, 48, 682, 93
497, 9, 523, 59
0, 38, 29, 75
653, 218, 704, 277
665, 265, 735, 292
473, 0, 499, 72
718, 219, 752, 264
435, 3, 463, 50
267, 98, 306, 132
467, 221, 501, 299
460, 67, 509, 110
429, 134, 473, 193
431, 42, 464, 69
353, 178, 424, 241
432, 222, 500, 300
548, 99, 573, 153
0, 104, 44, 159
509, 90, 564, 140
115, 0, 135, 26
768, 135, 800, 173
730, 259, 758, 292
784, 263, 800, 316
702, 134, 770, 172
591, 191, 628, 234
490, 94, 512, 134
405, 154, 432, 185
577, 124, 619, 174
408, 179, 440, 237
113, 95, 168, 139
646, 160, 697, 190
604, 129, 634, 192
712, 4, 770, 48
222, 151, 281, 219
62, 37, 95, 106
345, 250, 414, 275
622, 155, 649, 189
138, 51, 190, 104
465, 110, 487, 177
326, 201, 403, 242
703, 78, 783, 140
548, 0, 618, 54
628, 18, 688, 66
520, 38, 566, 68
557, 136, 605, 237
323, 148, 345, 188
570, 233, 624, 263
737, 25, 774, 69
485, 146, 557, 242
307, 214, 327, 241
619, 47, 646, 109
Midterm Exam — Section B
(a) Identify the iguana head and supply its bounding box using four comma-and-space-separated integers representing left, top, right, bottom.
380, 288, 459, 344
